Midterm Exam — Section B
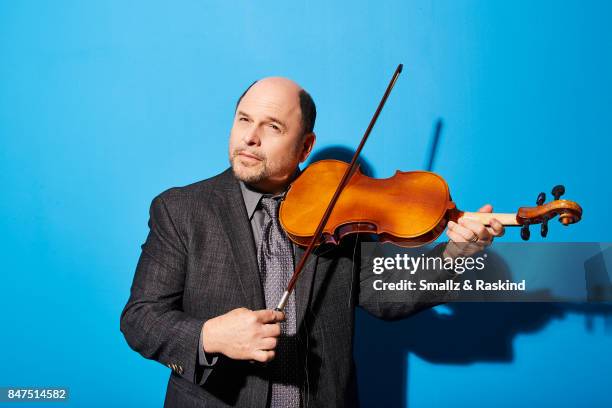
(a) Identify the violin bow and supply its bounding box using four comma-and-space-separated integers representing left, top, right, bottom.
276, 64, 404, 311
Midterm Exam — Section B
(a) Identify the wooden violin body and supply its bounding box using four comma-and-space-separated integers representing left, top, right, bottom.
280, 160, 451, 247
279, 159, 583, 247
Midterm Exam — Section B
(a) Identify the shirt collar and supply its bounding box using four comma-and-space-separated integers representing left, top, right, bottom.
239, 181, 265, 220
238, 168, 302, 220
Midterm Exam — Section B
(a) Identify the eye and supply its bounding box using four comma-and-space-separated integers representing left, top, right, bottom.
239, 117, 249, 122
269, 123, 281, 132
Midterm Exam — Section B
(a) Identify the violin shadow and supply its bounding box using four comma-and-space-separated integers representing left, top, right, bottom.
310, 143, 612, 407
306, 145, 376, 177
353, 246, 612, 408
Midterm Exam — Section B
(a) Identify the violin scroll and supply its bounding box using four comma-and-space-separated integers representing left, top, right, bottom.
516, 185, 582, 241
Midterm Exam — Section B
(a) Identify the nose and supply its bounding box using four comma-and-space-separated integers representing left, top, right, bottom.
242, 125, 261, 146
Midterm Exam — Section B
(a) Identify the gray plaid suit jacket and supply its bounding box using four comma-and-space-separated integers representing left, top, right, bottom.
120, 168, 453, 407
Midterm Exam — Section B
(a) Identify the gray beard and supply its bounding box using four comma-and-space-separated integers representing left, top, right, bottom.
229, 156, 269, 184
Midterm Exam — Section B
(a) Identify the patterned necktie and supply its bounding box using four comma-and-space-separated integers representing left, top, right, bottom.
256, 196, 301, 408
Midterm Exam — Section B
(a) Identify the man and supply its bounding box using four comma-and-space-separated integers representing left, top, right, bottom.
120, 77, 504, 407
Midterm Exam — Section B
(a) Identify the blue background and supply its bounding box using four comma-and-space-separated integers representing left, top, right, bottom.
1, 1, 611, 407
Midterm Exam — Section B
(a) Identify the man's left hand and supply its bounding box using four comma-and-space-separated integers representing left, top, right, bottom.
443, 204, 505, 258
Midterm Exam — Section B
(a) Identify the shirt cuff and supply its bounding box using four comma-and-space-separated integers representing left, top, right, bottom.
198, 326, 219, 367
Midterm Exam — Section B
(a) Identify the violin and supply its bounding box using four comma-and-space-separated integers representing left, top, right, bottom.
272, 64, 583, 312
279, 159, 582, 247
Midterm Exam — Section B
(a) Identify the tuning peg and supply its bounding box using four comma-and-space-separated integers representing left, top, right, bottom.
552, 185, 565, 200
536, 192, 546, 206
541, 219, 549, 238
521, 224, 530, 241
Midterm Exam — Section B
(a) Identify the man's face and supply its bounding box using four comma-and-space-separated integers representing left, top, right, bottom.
229, 78, 314, 193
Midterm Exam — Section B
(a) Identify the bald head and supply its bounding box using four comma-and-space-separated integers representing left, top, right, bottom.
252, 77, 303, 97
229, 76, 317, 193
236, 77, 316, 137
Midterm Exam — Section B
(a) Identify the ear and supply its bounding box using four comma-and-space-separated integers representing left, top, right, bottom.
299, 132, 316, 163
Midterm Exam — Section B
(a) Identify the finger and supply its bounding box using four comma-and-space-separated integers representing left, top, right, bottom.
255, 309, 285, 323
446, 228, 467, 243
459, 218, 490, 241
252, 349, 275, 363
259, 337, 278, 351
449, 220, 483, 241
447, 221, 473, 241
261, 322, 282, 338
478, 204, 493, 213
446, 231, 486, 254
487, 218, 505, 237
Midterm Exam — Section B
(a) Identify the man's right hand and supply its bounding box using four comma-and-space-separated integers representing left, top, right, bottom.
201, 307, 285, 363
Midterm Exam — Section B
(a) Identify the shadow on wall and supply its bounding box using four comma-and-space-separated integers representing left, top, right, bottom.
355, 232, 612, 407
306, 145, 612, 408
306, 145, 376, 177
354, 295, 612, 408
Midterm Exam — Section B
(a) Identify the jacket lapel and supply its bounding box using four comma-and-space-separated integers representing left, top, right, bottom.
214, 169, 265, 311
293, 244, 337, 330
294, 244, 316, 328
